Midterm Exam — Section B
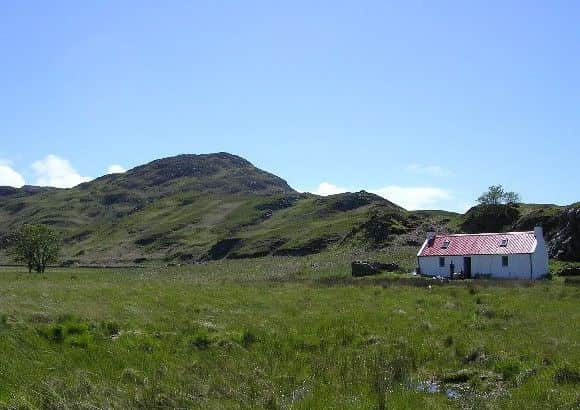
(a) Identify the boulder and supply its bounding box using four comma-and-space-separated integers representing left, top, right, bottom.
351, 261, 401, 277
549, 207, 580, 261
558, 266, 580, 277
329, 191, 389, 212
377, 262, 402, 272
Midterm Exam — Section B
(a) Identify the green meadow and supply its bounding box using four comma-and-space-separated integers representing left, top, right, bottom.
0, 254, 579, 409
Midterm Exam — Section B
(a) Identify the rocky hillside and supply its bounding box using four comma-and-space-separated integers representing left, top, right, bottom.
0, 154, 416, 265
462, 203, 580, 261
0, 153, 577, 265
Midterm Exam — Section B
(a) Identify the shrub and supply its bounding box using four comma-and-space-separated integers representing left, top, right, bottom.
558, 266, 580, 277
464, 347, 486, 364
388, 342, 417, 382
139, 337, 157, 353
47, 325, 65, 343
419, 320, 433, 331
494, 359, 522, 381
0, 314, 8, 328
65, 322, 88, 335
443, 335, 454, 347
241, 329, 257, 348
121, 368, 147, 385
67, 334, 91, 348
442, 369, 475, 383
554, 366, 580, 384
190, 331, 212, 350
102, 321, 121, 336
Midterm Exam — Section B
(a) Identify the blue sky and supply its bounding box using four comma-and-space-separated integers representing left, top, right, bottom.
1, 1, 579, 211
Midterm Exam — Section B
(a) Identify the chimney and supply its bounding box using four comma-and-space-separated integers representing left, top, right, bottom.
427, 231, 436, 242
534, 226, 544, 241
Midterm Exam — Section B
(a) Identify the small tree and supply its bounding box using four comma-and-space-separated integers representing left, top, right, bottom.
477, 185, 521, 206
503, 191, 521, 205
8, 224, 59, 273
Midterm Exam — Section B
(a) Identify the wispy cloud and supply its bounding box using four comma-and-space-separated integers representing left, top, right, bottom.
406, 163, 454, 177
31, 154, 92, 188
107, 164, 127, 174
0, 163, 25, 187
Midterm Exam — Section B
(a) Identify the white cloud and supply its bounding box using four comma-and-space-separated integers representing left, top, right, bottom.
371, 186, 452, 210
406, 163, 454, 177
0, 164, 25, 187
31, 154, 92, 188
306, 181, 452, 210
312, 182, 349, 196
107, 164, 126, 174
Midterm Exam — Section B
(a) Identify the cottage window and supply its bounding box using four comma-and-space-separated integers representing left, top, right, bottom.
439, 257, 445, 267
500, 239, 508, 247
442, 240, 450, 249
502, 256, 509, 267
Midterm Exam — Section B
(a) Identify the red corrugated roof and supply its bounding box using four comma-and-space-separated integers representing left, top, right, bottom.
418, 231, 537, 256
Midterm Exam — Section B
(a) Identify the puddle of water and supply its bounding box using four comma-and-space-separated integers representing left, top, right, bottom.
416, 380, 440, 394
414, 381, 462, 400
446, 389, 461, 399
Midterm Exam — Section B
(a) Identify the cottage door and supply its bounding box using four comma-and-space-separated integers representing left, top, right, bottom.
463, 257, 472, 278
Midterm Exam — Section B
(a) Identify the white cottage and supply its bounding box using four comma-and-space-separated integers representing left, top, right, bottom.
417, 226, 549, 279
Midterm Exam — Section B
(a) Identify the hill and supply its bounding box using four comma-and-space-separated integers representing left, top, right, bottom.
0, 154, 422, 265
0, 153, 577, 265
461, 202, 580, 260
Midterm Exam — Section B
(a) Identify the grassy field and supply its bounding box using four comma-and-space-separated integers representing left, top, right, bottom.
0, 254, 579, 409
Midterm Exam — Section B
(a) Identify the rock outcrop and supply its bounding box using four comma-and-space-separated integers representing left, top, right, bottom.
351, 261, 402, 277
548, 207, 580, 261
461, 204, 521, 233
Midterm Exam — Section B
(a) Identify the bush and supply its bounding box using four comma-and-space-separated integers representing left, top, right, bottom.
464, 347, 486, 364
494, 359, 522, 381
442, 369, 475, 383
45, 325, 65, 343
190, 331, 212, 350
38, 316, 96, 346
241, 329, 257, 348
558, 266, 580, 277
121, 368, 147, 385
67, 334, 92, 348
102, 321, 121, 336
66, 322, 89, 335
554, 366, 580, 384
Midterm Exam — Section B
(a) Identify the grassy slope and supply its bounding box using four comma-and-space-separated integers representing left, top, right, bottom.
0, 154, 418, 265
0, 189, 414, 265
0, 257, 578, 408
0, 152, 576, 264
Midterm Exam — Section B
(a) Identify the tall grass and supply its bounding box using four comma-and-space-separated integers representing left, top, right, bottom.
0, 256, 578, 408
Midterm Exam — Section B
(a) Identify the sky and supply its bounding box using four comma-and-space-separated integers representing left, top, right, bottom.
1, 1, 579, 211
